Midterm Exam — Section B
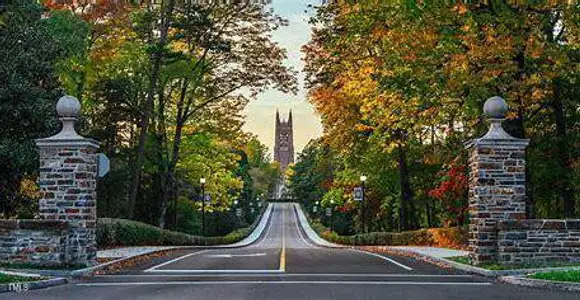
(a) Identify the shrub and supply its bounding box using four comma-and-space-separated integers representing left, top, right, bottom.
309, 217, 468, 249
97, 205, 266, 247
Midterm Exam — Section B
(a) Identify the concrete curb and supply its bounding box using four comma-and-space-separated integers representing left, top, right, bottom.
292, 203, 343, 248
291, 207, 580, 279
0, 271, 67, 294
367, 246, 580, 278
31, 203, 275, 278
499, 275, 580, 292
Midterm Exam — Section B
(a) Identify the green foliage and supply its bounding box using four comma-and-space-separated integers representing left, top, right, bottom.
298, 0, 580, 236
310, 216, 467, 248
0, 1, 67, 216
0, 273, 43, 283
531, 270, 580, 282
97, 213, 259, 247
447, 256, 580, 271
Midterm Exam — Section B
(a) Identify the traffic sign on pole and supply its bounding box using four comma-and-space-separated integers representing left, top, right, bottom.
97, 153, 110, 178
353, 187, 363, 201
325, 207, 332, 217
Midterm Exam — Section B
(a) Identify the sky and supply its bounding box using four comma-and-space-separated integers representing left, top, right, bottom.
242, 0, 323, 159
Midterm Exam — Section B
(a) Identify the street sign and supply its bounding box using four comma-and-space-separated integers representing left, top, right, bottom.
325, 207, 332, 217
313, 206, 318, 213
97, 153, 110, 178
353, 187, 363, 201
235, 208, 242, 217
204, 194, 211, 203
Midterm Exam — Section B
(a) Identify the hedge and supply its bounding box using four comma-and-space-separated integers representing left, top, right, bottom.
97, 205, 266, 247
310, 220, 468, 249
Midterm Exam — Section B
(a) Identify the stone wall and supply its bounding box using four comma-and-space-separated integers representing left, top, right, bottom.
37, 146, 97, 223
0, 220, 68, 266
37, 145, 98, 265
498, 219, 580, 264
0, 95, 100, 267
467, 140, 529, 264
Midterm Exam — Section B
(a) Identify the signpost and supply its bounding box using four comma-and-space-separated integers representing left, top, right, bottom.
326, 207, 333, 232
97, 153, 110, 178
353, 187, 363, 201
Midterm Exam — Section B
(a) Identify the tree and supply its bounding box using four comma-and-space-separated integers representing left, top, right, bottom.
0, 1, 74, 216
129, 2, 297, 226
303, 1, 580, 233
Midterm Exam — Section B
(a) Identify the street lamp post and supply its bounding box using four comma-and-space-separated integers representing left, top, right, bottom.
200, 178, 206, 236
315, 201, 320, 218
360, 175, 367, 233
330, 199, 335, 232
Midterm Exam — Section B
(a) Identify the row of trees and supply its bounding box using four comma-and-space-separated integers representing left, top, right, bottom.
290, 1, 580, 234
1, 0, 291, 233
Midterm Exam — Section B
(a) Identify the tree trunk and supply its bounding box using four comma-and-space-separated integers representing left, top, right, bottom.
552, 83, 575, 217
128, 0, 175, 219
397, 141, 413, 231
158, 79, 188, 228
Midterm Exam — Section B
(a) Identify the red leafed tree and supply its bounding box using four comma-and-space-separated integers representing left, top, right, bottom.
428, 159, 468, 227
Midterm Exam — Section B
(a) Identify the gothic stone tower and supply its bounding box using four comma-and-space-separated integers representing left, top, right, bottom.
273, 110, 294, 199
274, 110, 294, 171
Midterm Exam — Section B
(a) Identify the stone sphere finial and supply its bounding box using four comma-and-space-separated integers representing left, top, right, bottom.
483, 96, 508, 119
56, 95, 81, 118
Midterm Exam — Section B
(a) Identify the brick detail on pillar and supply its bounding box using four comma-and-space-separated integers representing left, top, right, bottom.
465, 96, 529, 265
36, 95, 100, 266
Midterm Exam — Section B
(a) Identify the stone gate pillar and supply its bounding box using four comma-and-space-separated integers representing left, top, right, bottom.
466, 96, 529, 265
36, 96, 100, 266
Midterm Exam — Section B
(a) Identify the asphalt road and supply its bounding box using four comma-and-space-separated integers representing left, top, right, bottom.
5, 203, 580, 299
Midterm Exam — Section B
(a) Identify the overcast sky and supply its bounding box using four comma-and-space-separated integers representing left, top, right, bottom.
242, 0, 323, 159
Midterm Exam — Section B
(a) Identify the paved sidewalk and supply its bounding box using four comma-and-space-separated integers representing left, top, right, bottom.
389, 246, 468, 258
98, 246, 177, 260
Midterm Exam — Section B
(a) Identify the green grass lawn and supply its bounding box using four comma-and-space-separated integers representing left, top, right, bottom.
530, 270, 580, 283
0, 262, 86, 271
446, 256, 580, 271
0, 273, 42, 284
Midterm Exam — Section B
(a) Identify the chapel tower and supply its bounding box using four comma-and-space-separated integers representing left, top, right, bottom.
274, 110, 294, 171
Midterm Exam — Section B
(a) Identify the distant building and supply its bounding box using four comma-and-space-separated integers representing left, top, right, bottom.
273, 110, 294, 199
274, 110, 294, 171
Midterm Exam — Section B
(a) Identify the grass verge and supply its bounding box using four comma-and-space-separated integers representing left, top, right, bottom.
0, 262, 86, 271
0, 273, 43, 284
446, 256, 580, 270
530, 270, 580, 283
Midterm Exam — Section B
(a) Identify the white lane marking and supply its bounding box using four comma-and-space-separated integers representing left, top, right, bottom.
206, 253, 267, 258
350, 249, 414, 271
95, 273, 473, 278
78, 281, 492, 286
144, 250, 209, 272
143, 269, 284, 274
253, 205, 276, 248
292, 205, 317, 249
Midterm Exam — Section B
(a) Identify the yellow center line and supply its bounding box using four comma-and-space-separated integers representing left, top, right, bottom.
279, 204, 286, 272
